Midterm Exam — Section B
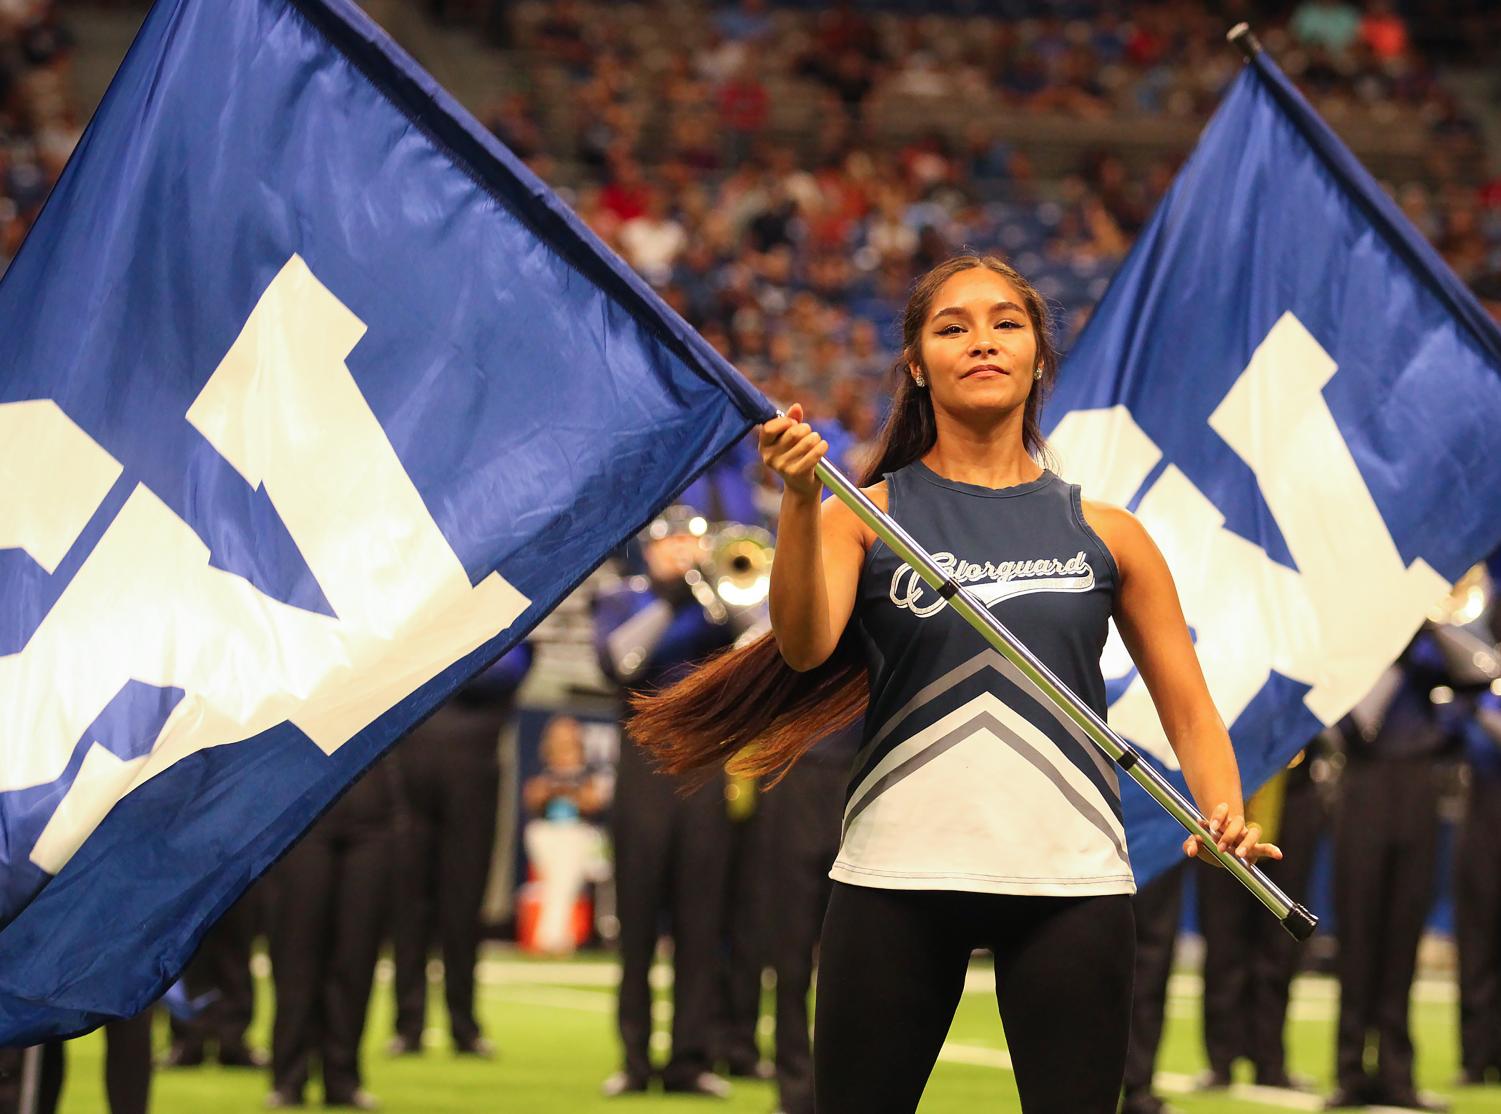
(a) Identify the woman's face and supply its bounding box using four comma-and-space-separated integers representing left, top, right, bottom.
912, 268, 1039, 419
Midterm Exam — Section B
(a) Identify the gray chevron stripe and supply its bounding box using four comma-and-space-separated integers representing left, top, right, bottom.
855, 652, 1004, 771
984, 650, 1120, 794
842, 708, 1130, 868
857, 649, 1119, 801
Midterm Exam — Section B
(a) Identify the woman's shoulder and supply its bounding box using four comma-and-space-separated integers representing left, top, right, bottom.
1079, 497, 1154, 573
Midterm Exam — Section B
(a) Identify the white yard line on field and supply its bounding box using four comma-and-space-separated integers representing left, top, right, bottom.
476, 956, 1454, 1008
479, 957, 1453, 1113
493, 987, 1325, 1112
1153, 1076, 1325, 1111
936, 1042, 1012, 1070
494, 985, 613, 1013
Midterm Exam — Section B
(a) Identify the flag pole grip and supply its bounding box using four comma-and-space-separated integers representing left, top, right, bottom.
810, 453, 1317, 941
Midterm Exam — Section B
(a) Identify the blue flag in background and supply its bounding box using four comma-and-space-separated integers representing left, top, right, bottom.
0, 0, 770, 1042
1045, 47, 1501, 886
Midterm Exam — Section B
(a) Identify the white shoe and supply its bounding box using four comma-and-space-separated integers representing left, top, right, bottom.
663, 1071, 731, 1098
601, 1071, 650, 1097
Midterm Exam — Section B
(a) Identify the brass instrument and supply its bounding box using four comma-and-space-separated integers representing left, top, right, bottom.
1428, 562, 1490, 627
708, 525, 773, 607
683, 524, 774, 625
1426, 562, 1500, 688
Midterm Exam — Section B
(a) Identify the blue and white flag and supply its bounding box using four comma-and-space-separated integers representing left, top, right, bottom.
0, 0, 770, 1042
1045, 46, 1501, 885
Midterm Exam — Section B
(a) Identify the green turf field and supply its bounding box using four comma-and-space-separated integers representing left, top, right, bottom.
50, 950, 1501, 1113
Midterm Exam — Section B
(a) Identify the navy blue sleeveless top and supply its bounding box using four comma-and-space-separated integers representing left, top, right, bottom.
830, 461, 1136, 896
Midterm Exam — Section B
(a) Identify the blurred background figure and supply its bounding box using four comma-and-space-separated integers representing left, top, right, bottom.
711, 768, 775, 1086
386, 645, 533, 1060
265, 760, 398, 1110
763, 724, 860, 1114
520, 714, 609, 957
592, 505, 759, 1098
1455, 687, 1501, 1085
1122, 736, 1333, 1114
1193, 749, 1327, 1094
1326, 633, 1459, 1112
14, 1015, 153, 1114
159, 889, 266, 1069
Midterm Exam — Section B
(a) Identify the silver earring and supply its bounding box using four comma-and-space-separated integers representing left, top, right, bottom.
914, 373, 926, 387
1033, 367, 1043, 380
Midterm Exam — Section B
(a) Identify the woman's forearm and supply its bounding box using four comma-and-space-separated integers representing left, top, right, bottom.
768, 489, 833, 670
1171, 721, 1245, 823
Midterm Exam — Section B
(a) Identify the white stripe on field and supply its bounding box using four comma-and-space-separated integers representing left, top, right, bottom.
476, 956, 1455, 1009
937, 1048, 1323, 1111
1227, 1084, 1326, 1111
1153, 1075, 1324, 1111
1166, 971, 1456, 1005
496, 986, 613, 1013
477, 956, 1454, 1113
936, 1042, 1012, 1070
493, 987, 1347, 1112
478, 958, 618, 986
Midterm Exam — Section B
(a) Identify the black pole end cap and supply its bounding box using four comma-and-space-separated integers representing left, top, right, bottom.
1226, 22, 1263, 59
1281, 903, 1318, 941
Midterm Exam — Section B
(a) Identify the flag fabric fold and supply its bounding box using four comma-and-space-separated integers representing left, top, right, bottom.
0, 0, 771, 1043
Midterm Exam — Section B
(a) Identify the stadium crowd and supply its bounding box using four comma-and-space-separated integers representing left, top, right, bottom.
3, 1, 1501, 1113
0, 0, 77, 273
468, 0, 1501, 460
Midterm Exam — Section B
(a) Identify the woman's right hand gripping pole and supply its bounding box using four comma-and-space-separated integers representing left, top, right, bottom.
759, 403, 867, 673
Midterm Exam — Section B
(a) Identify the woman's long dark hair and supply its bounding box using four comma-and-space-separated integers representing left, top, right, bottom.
630, 253, 1060, 785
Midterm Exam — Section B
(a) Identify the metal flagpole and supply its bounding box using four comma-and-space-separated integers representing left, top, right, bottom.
18, 1045, 41, 1114
811, 454, 1318, 941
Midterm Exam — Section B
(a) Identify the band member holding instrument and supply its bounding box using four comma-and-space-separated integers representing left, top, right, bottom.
629, 253, 1280, 1113
594, 506, 760, 1098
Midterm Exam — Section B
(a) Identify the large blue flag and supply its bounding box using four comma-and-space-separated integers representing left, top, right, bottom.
1045, 45, 1501, 885
0, 0, 770, 1042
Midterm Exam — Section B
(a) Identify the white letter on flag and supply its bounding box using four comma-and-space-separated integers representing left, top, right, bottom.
1, 255, 530, 872
1053, 312, 1448, 765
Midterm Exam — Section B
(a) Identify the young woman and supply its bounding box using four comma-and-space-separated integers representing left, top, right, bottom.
630, 253, 1282, 1113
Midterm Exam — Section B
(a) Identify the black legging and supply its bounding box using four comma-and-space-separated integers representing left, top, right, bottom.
814, 883, 1134, 1114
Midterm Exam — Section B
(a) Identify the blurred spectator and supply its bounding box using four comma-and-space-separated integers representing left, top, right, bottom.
1474, 273, 1501, 325
619, 183, 687, 286
484, 91, 542, 161
0, 0, 76, 277
716, 53, 768, 161
7, 0, 1498, 432
600, 154, 650, 222
1291, 0, 1362, 54
1359, 0, 1408, 61
520, 715, 609, 957
533, 0, 588, 75
713, 0, 771, 44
